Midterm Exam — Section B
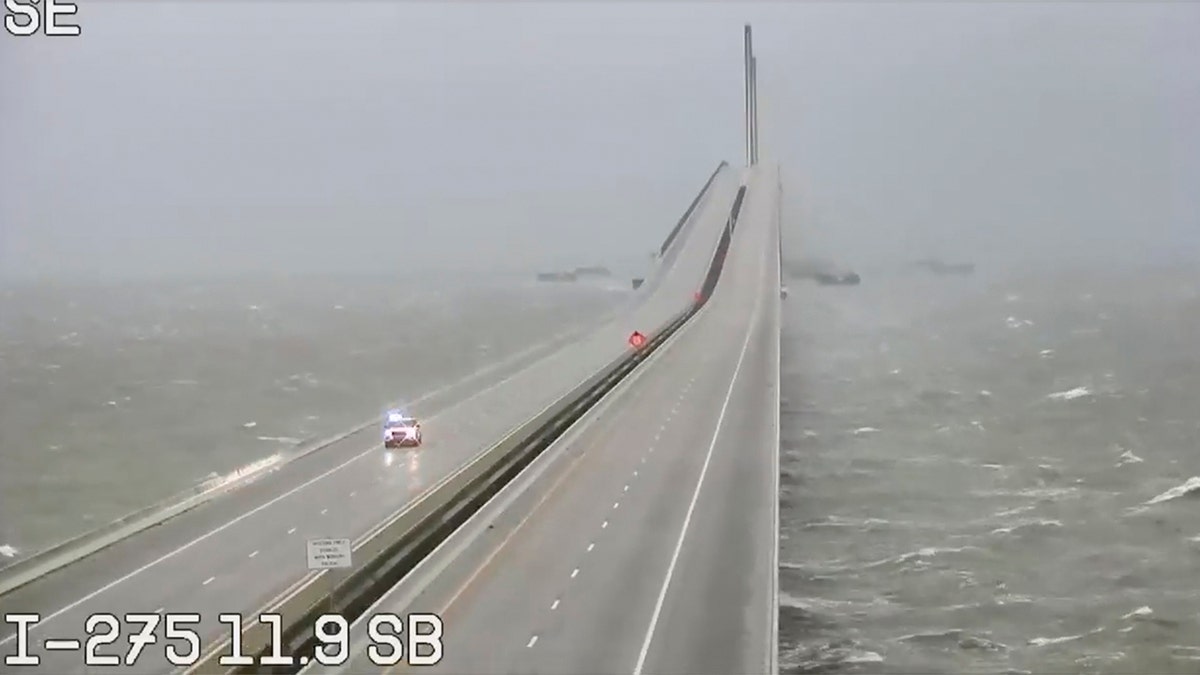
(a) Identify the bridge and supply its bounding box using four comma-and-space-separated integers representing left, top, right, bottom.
1, 25, 781, 675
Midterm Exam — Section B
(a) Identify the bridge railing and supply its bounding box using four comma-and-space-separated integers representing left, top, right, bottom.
183, 169, 752, 675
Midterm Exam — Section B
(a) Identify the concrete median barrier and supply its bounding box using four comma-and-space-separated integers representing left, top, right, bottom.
182, 306, 694, 675
0, 314, 609, 599
0, 165, 738, 602
182, 176, 749, 675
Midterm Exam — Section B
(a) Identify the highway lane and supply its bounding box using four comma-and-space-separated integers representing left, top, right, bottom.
630, 170, 779, 675
639, 163, 728, 300
321, 168, 779, 675
0, 314, 621, 675
0, 167, 741, 674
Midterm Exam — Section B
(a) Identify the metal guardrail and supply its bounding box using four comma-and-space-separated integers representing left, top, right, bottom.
184, 172, 750, 675
0, 163, 737, 600
0, 451, 293, 596
0, 312, 614, 598
183, 307, 694, 675
658, 161, 729, 257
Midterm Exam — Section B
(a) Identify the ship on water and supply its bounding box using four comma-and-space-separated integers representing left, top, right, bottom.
572, 265, 612, 278
536, 264, 614, 284
535, 270, 577, 283
913, 258, 976, 275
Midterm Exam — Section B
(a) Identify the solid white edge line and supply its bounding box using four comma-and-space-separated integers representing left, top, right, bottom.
0, 299, 647, 646
2, 168, 740, 653
632, 184, 767, 675
768, 164, 782, 675
0, 303, 602, 592
335, 175, 737, 671
300, 300, 716, 675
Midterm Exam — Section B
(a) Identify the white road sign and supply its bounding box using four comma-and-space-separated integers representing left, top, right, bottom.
306, 537, 352, 570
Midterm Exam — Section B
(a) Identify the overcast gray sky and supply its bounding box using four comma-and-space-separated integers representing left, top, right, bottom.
2, 1, 1197, 280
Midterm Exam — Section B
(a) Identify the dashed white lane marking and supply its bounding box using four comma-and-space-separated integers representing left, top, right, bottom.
154, 607, 164, 615
287, 527, 296, 534
248, 550, 259, 558
321, 508, 328, 515
202, 577, 215, 586
633, 240, 765, 675
1, 332, 602, 650
503, 362, 694, 659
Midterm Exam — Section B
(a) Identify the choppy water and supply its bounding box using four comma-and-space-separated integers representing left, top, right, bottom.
778, 263, 1200, 674
0, 273, 630, 556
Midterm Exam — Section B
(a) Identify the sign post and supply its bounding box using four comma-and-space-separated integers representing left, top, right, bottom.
306, 538, 352, 616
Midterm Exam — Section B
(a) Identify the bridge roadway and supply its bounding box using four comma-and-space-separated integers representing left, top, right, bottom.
0, 166, 742, 674
316, 166, 781, 675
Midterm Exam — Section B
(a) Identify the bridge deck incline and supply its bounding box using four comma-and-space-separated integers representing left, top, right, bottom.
318, 167, 782, 675
0, 166, 742, 674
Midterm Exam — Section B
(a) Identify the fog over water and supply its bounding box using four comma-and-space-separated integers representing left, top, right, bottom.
3, 2, 1198, 671
4, 2, 1194, 282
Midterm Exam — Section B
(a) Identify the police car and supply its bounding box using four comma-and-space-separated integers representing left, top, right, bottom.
383, 409, 422, 448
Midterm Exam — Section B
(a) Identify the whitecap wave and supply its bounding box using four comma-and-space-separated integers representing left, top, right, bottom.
1121, 606, 1153, 620
1028, 634, 1085, 647
990, 518, 1063, 536
1116, 449, 1143, 466
1144, 476, 1200, 506
199, 453, 283, 493
994, 504, 1036, 518
256, 436, 302, 445
782, 639, 884, 673
861, 545, 981, 569
1047, 386, 1092, 401
845, 650, 884, 664
896, 629, 1008, 652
